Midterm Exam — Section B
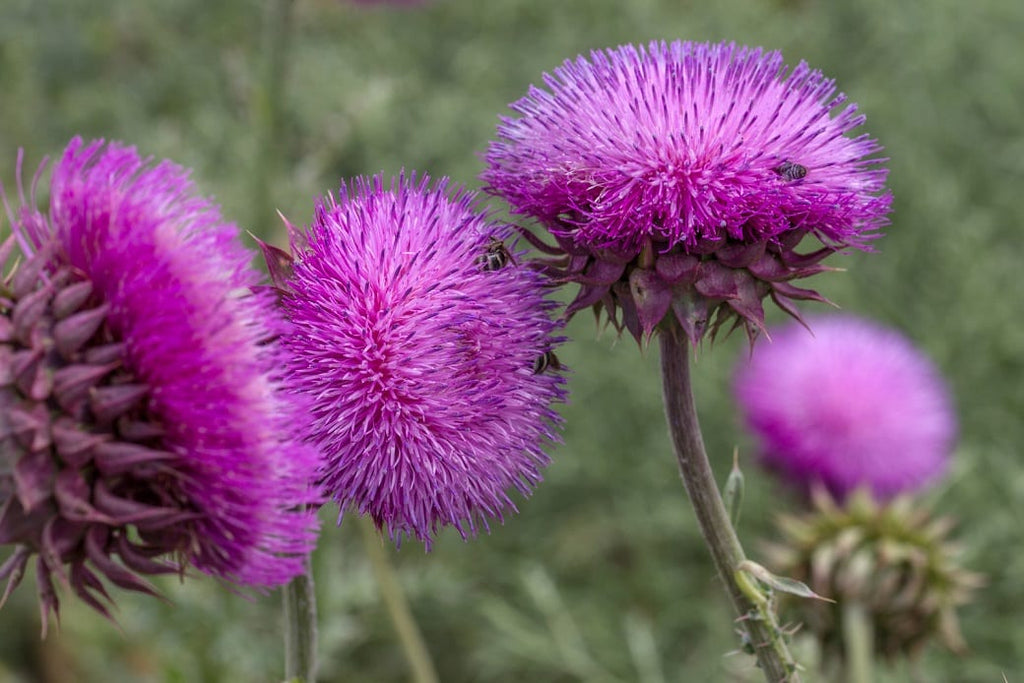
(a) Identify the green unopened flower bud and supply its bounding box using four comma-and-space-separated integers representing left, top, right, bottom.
762, 488, 983, 664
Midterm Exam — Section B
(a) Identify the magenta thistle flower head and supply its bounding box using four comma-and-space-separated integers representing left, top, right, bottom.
733, 315, 955, 499
264, 173, 566, 549
0, 138, 321, 628
484, 41, 892, 346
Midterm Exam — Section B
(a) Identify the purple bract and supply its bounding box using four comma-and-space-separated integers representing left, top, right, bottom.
0, 138, 321, 628
484, 41, 892, 345
734, 315, 955, 499
267, 174, 566, 549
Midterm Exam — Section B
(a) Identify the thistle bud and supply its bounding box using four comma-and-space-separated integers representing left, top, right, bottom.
763, 489, 983, 663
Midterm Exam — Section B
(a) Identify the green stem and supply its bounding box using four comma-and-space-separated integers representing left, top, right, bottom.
658, 320, 801, 683
358, 517, 440, 683
253, 0, 295, 237
842, 601, 874, 683
283, 557, 318, 683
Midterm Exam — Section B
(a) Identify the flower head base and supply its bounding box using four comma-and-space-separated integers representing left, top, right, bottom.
0, 138, 320, 628
266, 174, 566, 549
763, 489, 982, 663
734, 315, 955, 500
484, 41, 891, 345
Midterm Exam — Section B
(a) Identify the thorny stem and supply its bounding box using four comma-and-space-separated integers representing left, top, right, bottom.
358, 517, 440, 683
283, 556, 318, 683
658, 319, 801, 682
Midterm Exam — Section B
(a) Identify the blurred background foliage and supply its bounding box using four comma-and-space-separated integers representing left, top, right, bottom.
1, 0, 1022, 681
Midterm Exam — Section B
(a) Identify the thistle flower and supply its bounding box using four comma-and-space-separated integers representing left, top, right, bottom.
0, 138, 320, 629
483, 40, 891, 345
264, 174, 566, 548
733, 315, 955, 500
763, 489, 982, 664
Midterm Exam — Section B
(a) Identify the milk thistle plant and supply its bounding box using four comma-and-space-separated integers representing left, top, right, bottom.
735, 316, 980, 681
484, 39, 892, 682
259, 174, 567, 680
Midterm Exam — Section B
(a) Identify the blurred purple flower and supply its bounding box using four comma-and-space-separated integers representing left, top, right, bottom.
267, 174, 566, 549
0, 138, 321, 629
734, 315, 955, 499
484, 41, 891, 346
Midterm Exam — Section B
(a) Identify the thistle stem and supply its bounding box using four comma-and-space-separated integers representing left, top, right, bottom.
658, 319, 800, 683
283, 557, 318, 683
841, 601, 874, 683
358, 517, 440, 683
253, 0, 295, 237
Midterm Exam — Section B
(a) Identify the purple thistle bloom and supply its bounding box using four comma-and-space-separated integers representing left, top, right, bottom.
0, 138, 321, 628
267, 174, 566, 549
484, 41, 892, 346
733, 315, 955, 499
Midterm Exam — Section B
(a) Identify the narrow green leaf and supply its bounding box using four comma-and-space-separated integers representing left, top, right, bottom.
737, 560, 835, 603
723, 448, 744, 527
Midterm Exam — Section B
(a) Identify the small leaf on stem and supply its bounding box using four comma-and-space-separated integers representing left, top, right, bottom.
738, 560, 835, 603
723, 448, 744, 528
